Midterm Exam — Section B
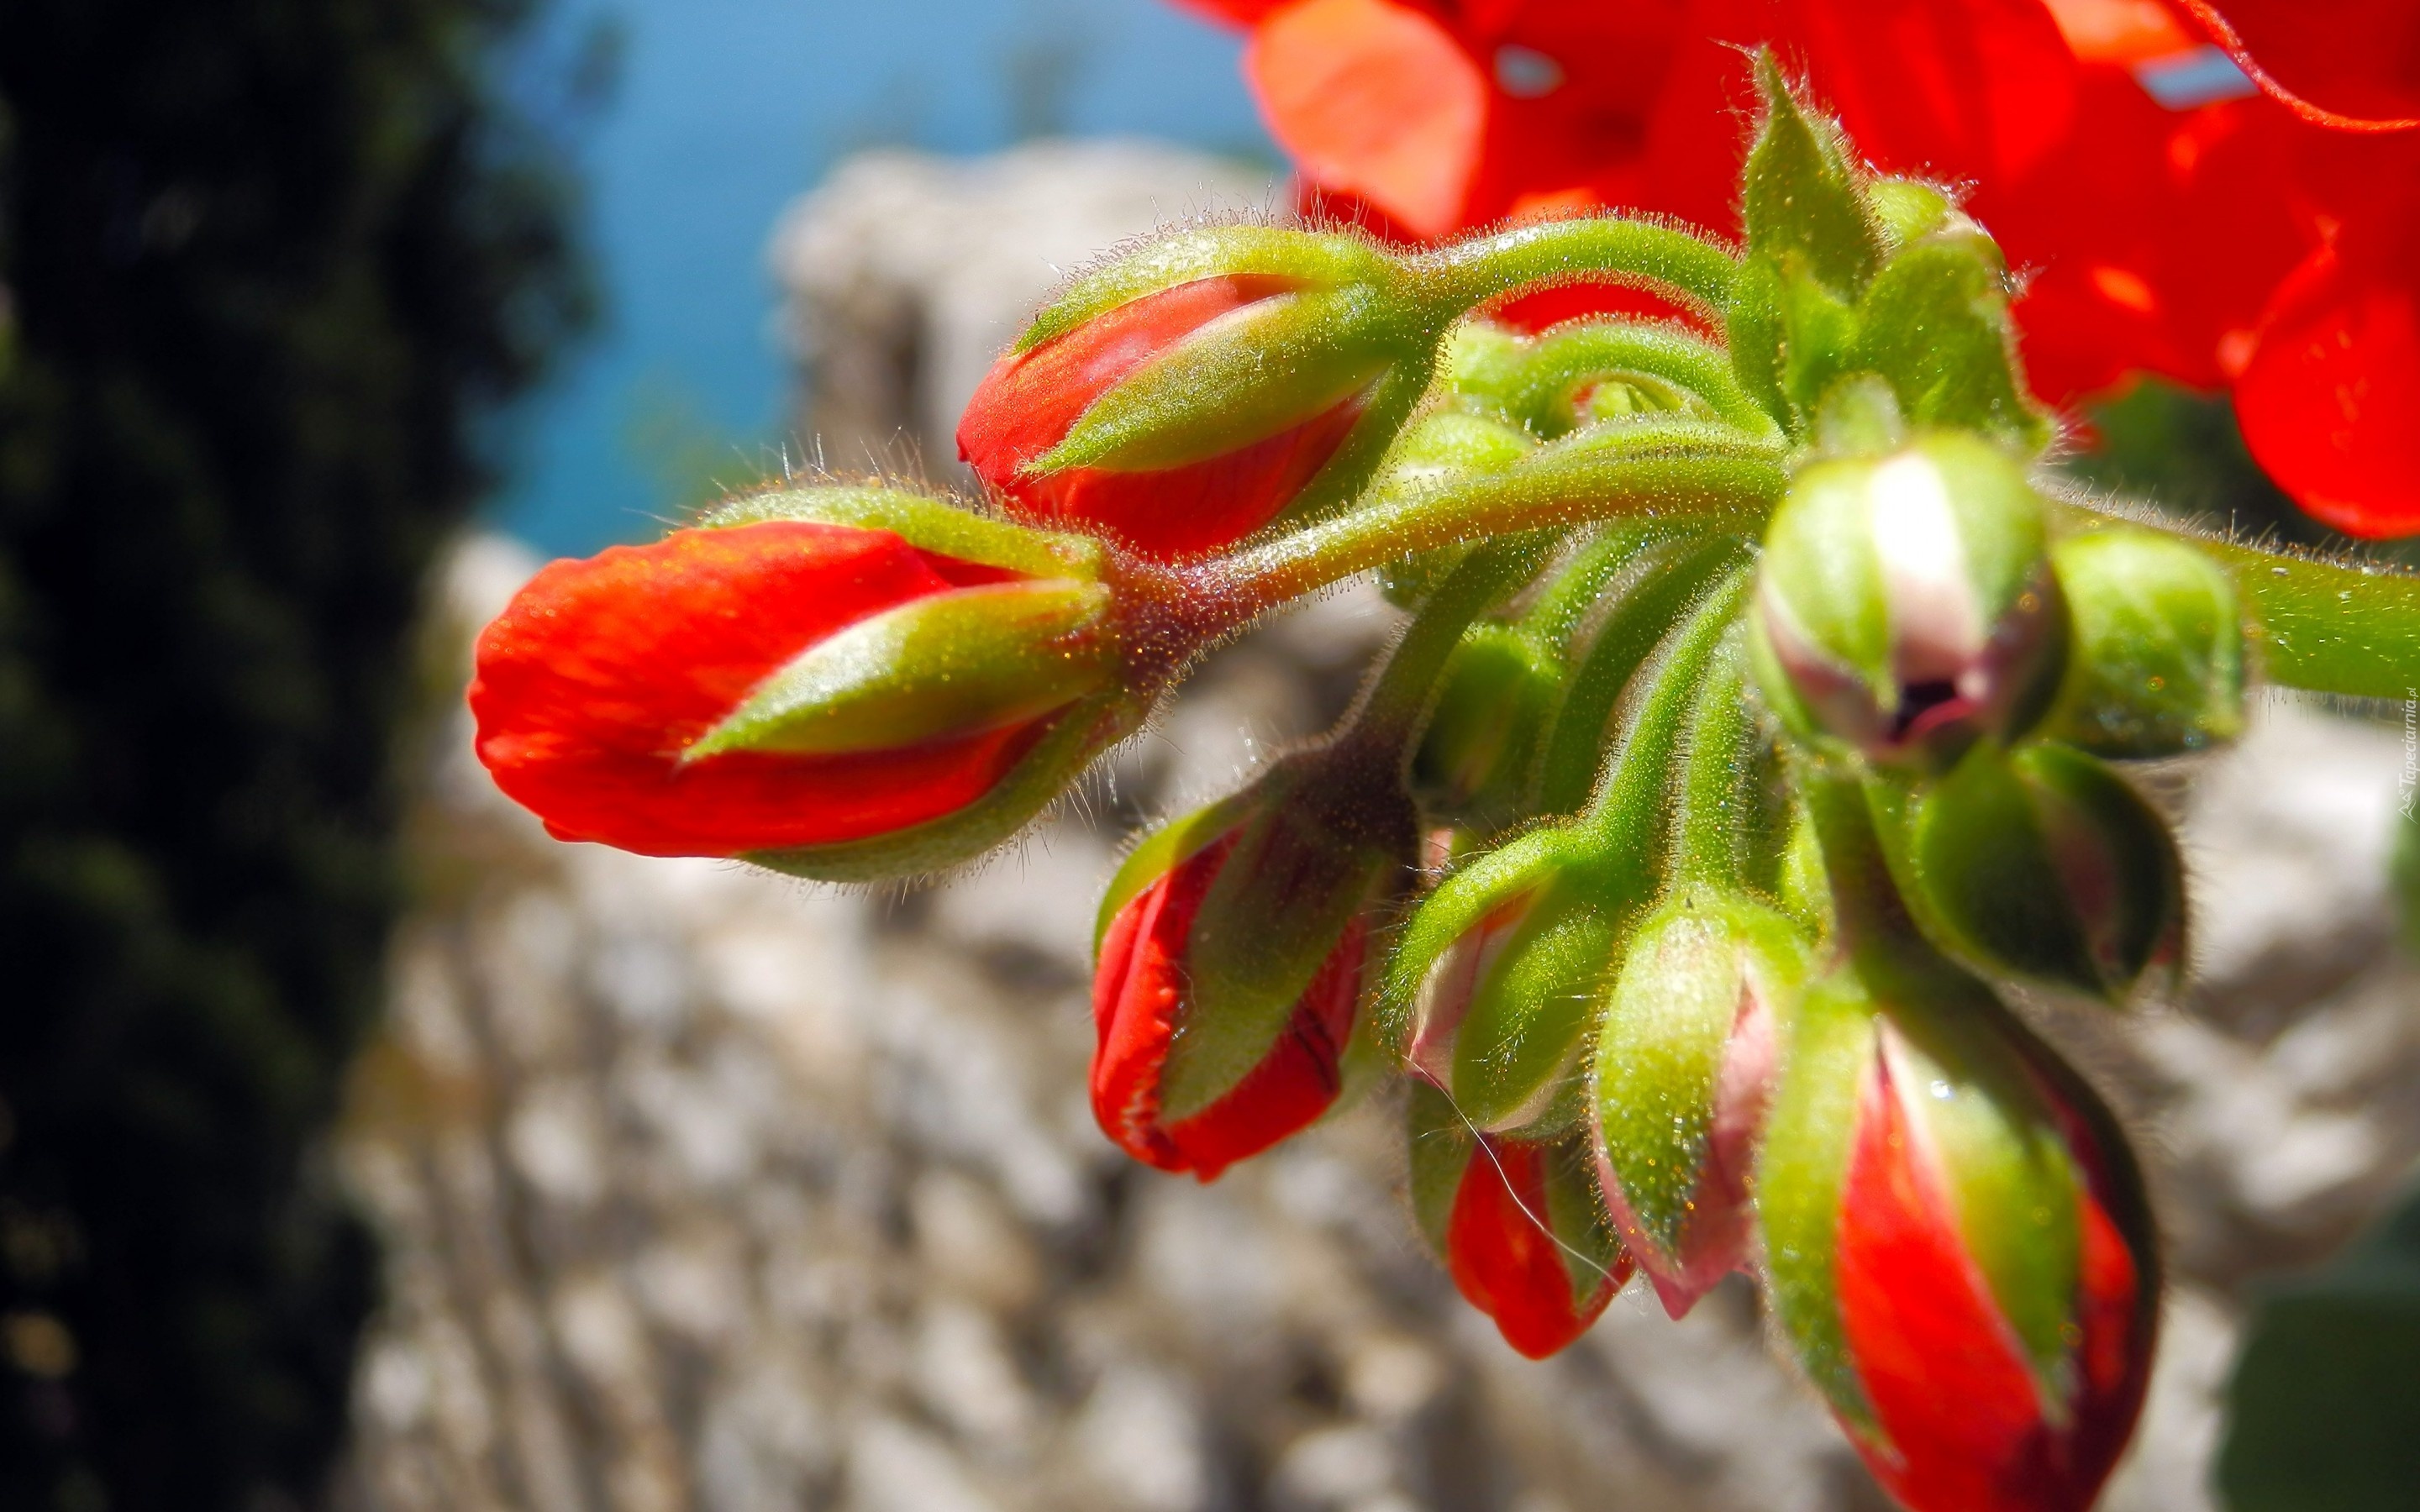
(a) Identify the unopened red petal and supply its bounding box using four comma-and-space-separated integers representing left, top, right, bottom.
1163, 914, 1366, 1179
470, 522, 1039, 858
1447, 1139, 1616, 1358
1091, 837, 1238, 1171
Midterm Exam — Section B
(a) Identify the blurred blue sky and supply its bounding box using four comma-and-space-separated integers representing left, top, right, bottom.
495, 0, 1270, 556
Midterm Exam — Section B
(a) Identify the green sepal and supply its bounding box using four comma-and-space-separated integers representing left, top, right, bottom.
1902, 743, 2186, 1002
1381, 827, 1568, 1046
2044, 525, 2246, 759
1447, 890, 1624, 1131
1407, 1078, 1476, 1254
1854, 239, 2050, 454
1032, 284, 1408, 474
1726, 255, 1791, 432
703, 484, 1106, 581
1594, 888, 1808, 1263
1758, 957, 1885, 1429
1774, 795, 1833, 934
745, 690, 1142, 882
1776, 264, 1865, 433
685, 580, 1114, 759
1539, 1132, 1629, 1305
1094, 786, 1260, 955
1016, 225, 1401, 354
1160, 767, 1414, 1121
1865, 177, 1957, 255
1740, 51, 1882, 296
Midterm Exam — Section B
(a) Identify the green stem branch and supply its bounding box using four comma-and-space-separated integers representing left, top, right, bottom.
1411, 218, 1739, 320
1211, 423, 1785, 609
1341, 535, 1556, 764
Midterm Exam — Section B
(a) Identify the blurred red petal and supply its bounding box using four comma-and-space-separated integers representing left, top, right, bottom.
2039, 0, 2195, 66
1997, 74, 2306, 401
1169, 0, 1293, 26
1246, 0, 1489, 236
2175, 0, 2420, 131
1692, 0, 2082, 184
2237, 226, 2420, 537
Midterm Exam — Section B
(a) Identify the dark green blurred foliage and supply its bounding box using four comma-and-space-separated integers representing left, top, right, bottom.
2220, 1179, 2420, 1510
0, 3, 586, 1508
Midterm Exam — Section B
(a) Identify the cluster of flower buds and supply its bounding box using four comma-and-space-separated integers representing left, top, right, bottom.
465, 55, 2420, 1512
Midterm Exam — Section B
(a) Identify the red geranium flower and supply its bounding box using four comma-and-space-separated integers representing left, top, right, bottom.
1173, 0, 2420, 534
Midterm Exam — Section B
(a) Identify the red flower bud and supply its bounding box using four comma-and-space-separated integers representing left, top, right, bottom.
1763, 968, 2158, 1512
1092, 832, 1375, 1181
471, 515, 1116, 862
1411, 1083, 1633, 1359
1091, 753, 1413, 1179
957, 271, 1386, 560
1833, 1026, 2153, 1512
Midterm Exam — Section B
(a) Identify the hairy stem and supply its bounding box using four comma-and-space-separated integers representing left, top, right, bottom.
1342, 535, 1558, 765
1412, 217, 1739, 319
1213, 423, 1785, 608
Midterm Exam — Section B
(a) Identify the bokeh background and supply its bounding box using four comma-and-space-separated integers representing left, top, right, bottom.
1, 4, 2415, 1511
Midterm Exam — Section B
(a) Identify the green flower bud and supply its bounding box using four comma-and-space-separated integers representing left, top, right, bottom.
1437, 318, 1535, 420
1757, 950, 2156, 1512
1091, 749, 1416, 1179
1397, 833, 1621, 1136
1907, 743, 2185, 1002
1750, 431, 2068, 769
1407, 1081, 1632, 1360
1591, 887, 1810, 1316
2044, 527, 2247, 759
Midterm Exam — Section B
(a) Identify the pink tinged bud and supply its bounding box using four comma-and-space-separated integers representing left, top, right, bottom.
1091, 830, 1376, 1182
1830, 1023, 2154, 1512
1591, 895, 1805, 1317
1751, 433, 2067, 769
1404, 895, 1528, 1092
957, 274, 1376, 561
